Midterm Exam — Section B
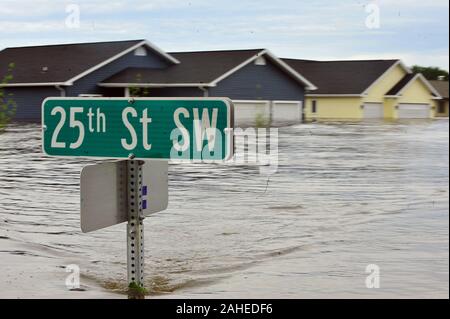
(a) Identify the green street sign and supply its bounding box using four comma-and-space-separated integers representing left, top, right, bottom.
42, 98, 234, 160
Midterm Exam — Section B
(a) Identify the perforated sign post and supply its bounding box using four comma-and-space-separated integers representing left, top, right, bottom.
42, 97, 234, 297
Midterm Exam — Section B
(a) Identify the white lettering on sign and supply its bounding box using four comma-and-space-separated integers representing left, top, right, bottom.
120, 106, 219, 153
87, 108, 95, 132
173, 107, 190, 152
121, 107, 138, 150
69, 107, 85, 149
139, 109, 152, 150
171, 107, 221, 159
193, 108, 218, 152
87, 107, 106, 133
50, 106, 67, 148
121, 107, 153, 151
50, 106, 106, 149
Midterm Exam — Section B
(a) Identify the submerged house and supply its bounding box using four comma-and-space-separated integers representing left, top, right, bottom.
0, 39, 443, 124
0, 39, 315, 126
284, 59, 442, 120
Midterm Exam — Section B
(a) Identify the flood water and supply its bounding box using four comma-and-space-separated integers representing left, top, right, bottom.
0, 120, 448, 298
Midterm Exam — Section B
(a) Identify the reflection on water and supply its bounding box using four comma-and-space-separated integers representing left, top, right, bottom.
0, 120, 448, 298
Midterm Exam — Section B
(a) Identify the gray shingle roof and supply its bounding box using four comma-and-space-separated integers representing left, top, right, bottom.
0, 40, 145, 84
429, 80, 449, 99
101, 49, 265, 85
283, 59, 399, 95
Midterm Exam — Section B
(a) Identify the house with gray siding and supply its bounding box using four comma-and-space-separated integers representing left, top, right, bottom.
0, 39, 316, 126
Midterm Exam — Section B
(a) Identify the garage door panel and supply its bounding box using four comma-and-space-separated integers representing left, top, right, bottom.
233, 101, 270, 126
398, 104, 430, 119
363, 103, 384, 119
272, 101, 302, 125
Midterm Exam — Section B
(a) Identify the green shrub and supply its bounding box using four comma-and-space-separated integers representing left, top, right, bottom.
255, 112, 269, 128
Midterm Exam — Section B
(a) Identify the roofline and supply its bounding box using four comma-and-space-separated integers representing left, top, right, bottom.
169, 48, 265, 54
384, 73, 442, 98
65, 40, 180, 85
209, 49, 318, 90
265, 50, 318, 90
100, 49, 318, 90
98, 82, 215, 88
0, 40, 180, 87
2, 39, 143, 50
284, 58, 400, 64
306, 94, 363, 97
362, 60, 412, 95
428, 80, 449, 99
407, 74, 442, 97
0, 82, 69, 87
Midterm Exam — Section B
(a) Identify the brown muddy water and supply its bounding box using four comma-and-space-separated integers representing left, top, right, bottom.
0, 120, 448, 298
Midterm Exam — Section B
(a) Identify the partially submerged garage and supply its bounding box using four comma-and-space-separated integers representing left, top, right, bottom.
0, 40, 316, 126
1, 39, 440, 124
385, 73, 440, 119
284, 59, 441, 120
100, 49, 316, 126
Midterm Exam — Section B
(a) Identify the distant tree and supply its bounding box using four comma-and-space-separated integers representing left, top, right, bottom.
411, 65, 449, 81
0, 63, 17, 131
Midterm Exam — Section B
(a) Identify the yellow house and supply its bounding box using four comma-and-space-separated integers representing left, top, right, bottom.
284, 59, 442, 120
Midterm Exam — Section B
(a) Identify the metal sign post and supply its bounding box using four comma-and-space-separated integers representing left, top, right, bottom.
126, 160, 145, 295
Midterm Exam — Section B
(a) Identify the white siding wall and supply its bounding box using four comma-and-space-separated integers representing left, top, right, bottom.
272, 101, 303, 125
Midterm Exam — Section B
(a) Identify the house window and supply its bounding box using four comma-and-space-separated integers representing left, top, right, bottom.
312, 100, 317, 113
134, 47, 147, 56
255, 56, 266, 66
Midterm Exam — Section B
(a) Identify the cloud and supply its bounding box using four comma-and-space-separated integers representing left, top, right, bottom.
0, 21, 63, 33
0, 19, 146, 36
0, 0, 447, 70
0, 0, 210, 17
379, 0, 449, 8
0, 0, 65, 16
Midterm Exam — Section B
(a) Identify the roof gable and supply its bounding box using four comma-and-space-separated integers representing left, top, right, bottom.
429, 80, 449, 99
0, 40, 178, 87
100, 49, 316, 89
386, 73, 442, 98
385, 73, 416, 96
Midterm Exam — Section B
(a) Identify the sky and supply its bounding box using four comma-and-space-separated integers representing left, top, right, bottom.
0, 0, 449, 70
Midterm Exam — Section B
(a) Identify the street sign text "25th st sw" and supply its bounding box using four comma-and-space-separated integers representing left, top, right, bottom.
42, 98, 234, 160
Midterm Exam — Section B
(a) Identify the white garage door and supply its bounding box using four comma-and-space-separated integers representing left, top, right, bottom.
398, 104, 431, 119
363, 103, 384, 119
232, 100, 270, 126
272, 101, 302, 125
